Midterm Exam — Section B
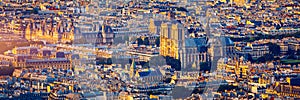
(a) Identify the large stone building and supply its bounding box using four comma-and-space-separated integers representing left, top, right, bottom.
235, 43, 269, 58
0, 54, 71, 69
25, 18, 74, 44
0, 45, 98, 69
158, 15, 236, 71
73, 23, 114, 45
159, 22, 208, 70
24, 17, 114, 45
160, 22, 184, 59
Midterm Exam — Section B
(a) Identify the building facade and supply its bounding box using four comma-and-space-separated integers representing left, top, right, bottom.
159, 22, 208, 70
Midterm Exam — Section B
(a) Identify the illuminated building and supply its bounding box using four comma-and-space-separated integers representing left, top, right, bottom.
160, 22, 208, 70
225, 57, 249, 79
230, 0, 246, 5
274, 78, 300, 97
160, 22, 183, 60
129, 59, 136, 78
118, 92, 134, 100
25, 19, 74, 44
29, 58, 70, 68
12, 46, 38, 55
236, 43, 269, 58
235, 57, 249, 79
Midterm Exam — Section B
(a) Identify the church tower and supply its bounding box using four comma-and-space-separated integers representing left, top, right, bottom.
25, 23, 32, 41
206, 10, 225, 71
129, 59, 136, 78
160, 22, 184, 59
52, 26, 60, 43
149, 18, 156, 34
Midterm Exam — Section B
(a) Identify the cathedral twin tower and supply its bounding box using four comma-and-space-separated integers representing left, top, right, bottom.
159, 21, 208, 71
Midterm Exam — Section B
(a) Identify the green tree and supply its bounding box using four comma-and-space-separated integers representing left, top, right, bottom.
296, 50, 300, 55
264, 53, 274, 61
136, 38, 143, 46
32, 7, 39, 14
107, 58, 112, 65
245, 53, 253, 62
287, 48, 295, 55
256, 53, 274, 63
143, 37, 150, 45
163, 78, 172, 83
155, 37, 160, 47
267, 43, 281, 56
200, 62, 210, 72
165, 56, 181, 71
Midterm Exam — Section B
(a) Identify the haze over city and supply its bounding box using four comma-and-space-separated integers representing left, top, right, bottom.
0, 0, 300, 99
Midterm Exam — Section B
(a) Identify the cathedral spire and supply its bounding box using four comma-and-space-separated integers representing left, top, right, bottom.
129, 59, 136, 78
205, 16, 211, 38
130, 59, 136, 70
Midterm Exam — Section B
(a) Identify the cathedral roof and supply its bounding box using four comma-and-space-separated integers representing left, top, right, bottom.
138, 69, 162, 77
185, 37, 208, 52
184, 37, 207, 47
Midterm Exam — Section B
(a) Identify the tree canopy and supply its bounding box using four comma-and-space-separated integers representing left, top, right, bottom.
155, 37, 160, 47
266, 42, 281, 56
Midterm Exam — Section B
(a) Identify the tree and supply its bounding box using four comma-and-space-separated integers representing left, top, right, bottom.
264, 53, 274, 61
217, 85, 238, 92
287, 48, 295, 56
296, 50, 300, 55
163, 78, 172, 83
287, 55, 296, 59
200, 62, 210, 72
143, 37, 150, 45
32, 7, 39, 14
267, 43, 281, 56
139, 61, 149, 68
177, 7, 188, 12
245, 53, 253, 62
256, 53, 274, 63
155, 37, 160, 47
96, 58, 112, 65
165, 56, 181, 71
107, 58, 112, 65
136, 38, 143, 46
